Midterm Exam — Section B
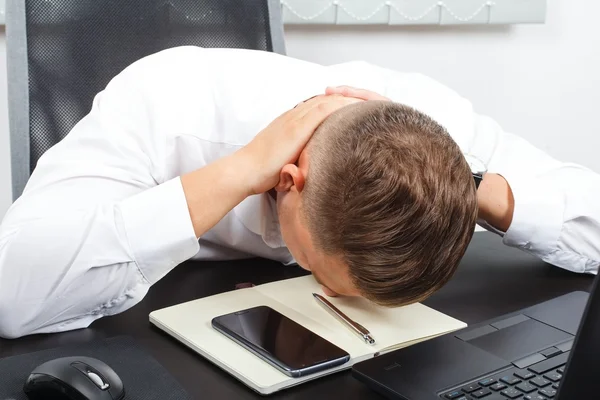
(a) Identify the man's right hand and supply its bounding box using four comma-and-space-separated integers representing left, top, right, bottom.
182, 94, 359, 238
239, 94, 361, 196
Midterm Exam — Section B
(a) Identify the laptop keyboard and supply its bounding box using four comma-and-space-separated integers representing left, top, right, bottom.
441, 356, 566, 399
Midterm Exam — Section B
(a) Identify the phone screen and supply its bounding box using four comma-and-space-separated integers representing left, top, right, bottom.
212, 305, 349, 375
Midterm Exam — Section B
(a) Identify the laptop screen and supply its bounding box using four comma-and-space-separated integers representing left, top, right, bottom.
557, 274, 600, 398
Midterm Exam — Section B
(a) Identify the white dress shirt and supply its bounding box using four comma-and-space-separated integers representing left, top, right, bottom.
0, 47, 598, 338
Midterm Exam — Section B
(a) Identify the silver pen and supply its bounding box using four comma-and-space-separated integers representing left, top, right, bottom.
312, 293, 376, 345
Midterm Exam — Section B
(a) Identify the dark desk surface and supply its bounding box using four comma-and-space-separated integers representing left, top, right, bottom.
0, 232, 594, 399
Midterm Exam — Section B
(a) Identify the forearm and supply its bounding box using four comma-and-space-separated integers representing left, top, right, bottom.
472, 114, 599, 274
477, 173, 515, 232
0, 151, 252, 338
181, 150, 254, 238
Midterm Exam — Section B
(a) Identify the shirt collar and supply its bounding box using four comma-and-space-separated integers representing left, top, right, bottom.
233, 193, 287, 248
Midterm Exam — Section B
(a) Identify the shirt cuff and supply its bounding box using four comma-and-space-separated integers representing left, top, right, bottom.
477, 220, 506, 237
500, 171, 564, 259
117, 177, 199, 284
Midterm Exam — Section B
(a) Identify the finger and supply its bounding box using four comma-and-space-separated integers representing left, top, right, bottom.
326, 86, 389, 102
305, 93, 360, 113
268, 96, 336, 140
276, 95, 331, 123
289, 102, 348, 147
326, 85, 360, 97
344, 88, 375, 100
293, 94, 319, 109
297, 97, 357, 129
290, 94, 347, 122
292, 94, 333, 115
325, 86, 348, 95
276, 99, 347, 153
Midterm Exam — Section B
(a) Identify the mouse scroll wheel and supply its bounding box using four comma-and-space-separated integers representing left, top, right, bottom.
87, 371, 110, 390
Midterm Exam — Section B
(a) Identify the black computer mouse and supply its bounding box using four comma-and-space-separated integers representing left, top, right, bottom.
23, 356, 125, 400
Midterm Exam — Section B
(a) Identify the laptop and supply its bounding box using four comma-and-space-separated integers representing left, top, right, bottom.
352, 273, 600, 399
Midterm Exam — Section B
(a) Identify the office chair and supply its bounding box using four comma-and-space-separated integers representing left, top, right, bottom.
6, 0, 286, 201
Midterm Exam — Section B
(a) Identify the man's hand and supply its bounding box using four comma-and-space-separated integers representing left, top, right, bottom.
182, 95, 358, 238
326, 86, 391, 102
240, 95, 360, 196
477, 173, 515, 232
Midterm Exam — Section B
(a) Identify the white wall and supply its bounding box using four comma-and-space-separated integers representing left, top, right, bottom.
1, 1, 599, 218
285, 0, 600, 168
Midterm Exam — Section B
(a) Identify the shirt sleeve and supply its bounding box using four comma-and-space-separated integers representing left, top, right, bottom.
470, 114, 600, 275
0, 67, 199, 338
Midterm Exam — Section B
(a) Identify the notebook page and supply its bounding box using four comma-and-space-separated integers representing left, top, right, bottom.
256, 276, 467, 354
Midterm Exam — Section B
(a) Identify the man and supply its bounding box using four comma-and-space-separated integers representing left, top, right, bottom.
0, 47, 598, 339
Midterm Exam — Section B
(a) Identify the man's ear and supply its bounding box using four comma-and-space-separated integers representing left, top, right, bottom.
275, 164, 306, 193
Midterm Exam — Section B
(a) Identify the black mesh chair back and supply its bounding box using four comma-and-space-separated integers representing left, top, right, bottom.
6, 0, 286, 200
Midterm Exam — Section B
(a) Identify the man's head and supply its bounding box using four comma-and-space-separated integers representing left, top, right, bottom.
276, 100, 478, 306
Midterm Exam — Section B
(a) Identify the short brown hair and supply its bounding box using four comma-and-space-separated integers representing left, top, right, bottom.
302, 101, 478, 307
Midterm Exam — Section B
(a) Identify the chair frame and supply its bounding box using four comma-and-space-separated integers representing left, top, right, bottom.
6, 0, 286, 201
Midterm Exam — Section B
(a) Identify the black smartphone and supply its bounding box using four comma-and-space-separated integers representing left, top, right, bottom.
211, 305, 350, 377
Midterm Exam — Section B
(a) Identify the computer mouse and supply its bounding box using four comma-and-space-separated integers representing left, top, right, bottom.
23, 356, 125, 400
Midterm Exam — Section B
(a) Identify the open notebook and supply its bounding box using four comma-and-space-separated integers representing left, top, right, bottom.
150, 275, 466, 395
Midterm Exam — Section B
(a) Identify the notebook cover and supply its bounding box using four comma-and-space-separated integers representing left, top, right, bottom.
149, 276, 466, 395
